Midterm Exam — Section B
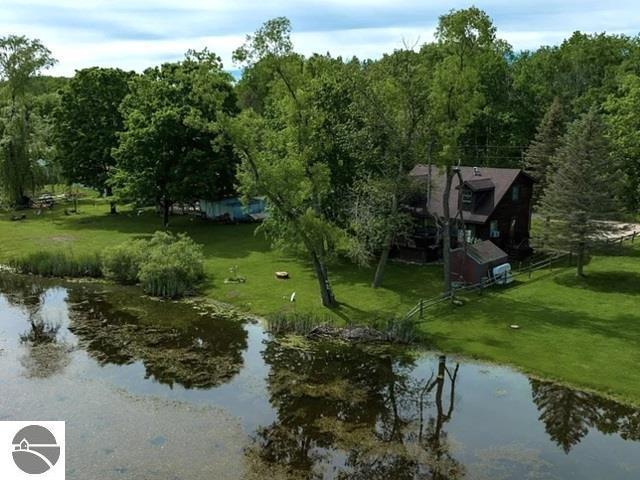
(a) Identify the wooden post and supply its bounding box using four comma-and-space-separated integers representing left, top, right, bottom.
633, 232, 636, 244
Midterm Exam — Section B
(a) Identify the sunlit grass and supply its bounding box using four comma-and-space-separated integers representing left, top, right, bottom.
1, 200, 639, 403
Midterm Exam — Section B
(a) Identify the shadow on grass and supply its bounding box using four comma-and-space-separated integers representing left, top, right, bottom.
59, 211, 272, 259
554, 271, 640, 295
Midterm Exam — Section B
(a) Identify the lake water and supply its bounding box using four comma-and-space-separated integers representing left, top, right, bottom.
0, 273, 638, 479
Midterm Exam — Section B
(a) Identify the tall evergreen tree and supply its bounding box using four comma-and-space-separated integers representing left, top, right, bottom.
540, 109, 622, 276
524, 97, 565, 202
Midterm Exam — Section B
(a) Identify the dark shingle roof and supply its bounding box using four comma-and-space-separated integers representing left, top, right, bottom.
464, 178, 495, 192
467, 240, 508, 264
409, 165, 531, 224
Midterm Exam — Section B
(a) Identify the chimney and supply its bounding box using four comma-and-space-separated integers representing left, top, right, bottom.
473, 167, 481, 176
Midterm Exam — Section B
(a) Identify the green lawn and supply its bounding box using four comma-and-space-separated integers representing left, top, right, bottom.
1, 200, 639, 404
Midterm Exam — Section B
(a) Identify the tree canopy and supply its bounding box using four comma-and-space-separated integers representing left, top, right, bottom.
111, 50, 238, 227
55, 67, 132, 212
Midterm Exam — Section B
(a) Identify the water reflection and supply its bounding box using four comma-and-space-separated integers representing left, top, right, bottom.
0, 275, 73, 378
2, 273, 640, 479
65, 288, 248, 389
248, 340, 464, 479
19, 316, 72, 379
531, 379, 640, 453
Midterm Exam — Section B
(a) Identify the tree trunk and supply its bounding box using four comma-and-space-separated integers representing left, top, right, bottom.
310, 250, 337, 308
372, 189, 399, 289
441, 166, 454, 294
372, 241, 391, 288
163, 200, 170, 228
105, 186, 117, 214
576, 241, 585, 276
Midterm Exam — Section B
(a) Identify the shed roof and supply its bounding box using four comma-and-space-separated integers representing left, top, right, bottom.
467, 240, 508, 264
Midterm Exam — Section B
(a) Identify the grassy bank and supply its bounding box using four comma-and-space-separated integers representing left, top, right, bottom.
1, 201, 639, 404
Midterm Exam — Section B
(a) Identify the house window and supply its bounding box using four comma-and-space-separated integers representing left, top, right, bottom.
512, 185, 520, 201
490, 220, 500, 238
462, 188, 472, 207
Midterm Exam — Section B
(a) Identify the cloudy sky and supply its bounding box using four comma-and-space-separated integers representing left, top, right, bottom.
2, 0, 639, 76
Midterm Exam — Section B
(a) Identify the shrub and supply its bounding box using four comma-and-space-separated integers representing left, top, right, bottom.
138, 232, 205, 298
10, 251, 102, 278
102, 240, 147, 284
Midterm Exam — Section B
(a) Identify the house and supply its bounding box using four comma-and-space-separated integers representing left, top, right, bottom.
450, 240, 510, 284
396, 165, 535, 262
199, 197, 267, 222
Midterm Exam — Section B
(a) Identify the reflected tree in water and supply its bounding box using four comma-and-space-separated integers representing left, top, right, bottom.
0, 274, 73, 378
531, 379, 640, 453
247, 339, 464, 479
66, 289, 248, 389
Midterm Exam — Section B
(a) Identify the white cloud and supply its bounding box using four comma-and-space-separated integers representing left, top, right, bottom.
1, 0, 638, 76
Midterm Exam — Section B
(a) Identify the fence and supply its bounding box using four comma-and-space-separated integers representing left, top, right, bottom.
403, 230, 638, 322
403, 251, 572, 322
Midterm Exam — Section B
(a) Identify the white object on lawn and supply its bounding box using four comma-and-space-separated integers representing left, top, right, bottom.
290, 292, 296, 303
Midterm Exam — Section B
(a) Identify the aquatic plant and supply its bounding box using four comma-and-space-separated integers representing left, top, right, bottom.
138, 231, 205, 298
374, 315, 419, 344
266, 312, 334, 336
101, 239, 147, 284
9, 251, 103, 278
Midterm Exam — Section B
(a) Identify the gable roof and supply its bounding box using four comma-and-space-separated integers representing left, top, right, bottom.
467, 240, 508, 264
409, 165, 532, 224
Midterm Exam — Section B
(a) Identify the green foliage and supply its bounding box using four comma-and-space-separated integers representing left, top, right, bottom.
604, 73, 640, 211
138, 231, 205, 298
347, 176, 413, 267
430, 7, 505, 164
229, 18, 342, 307
0, 35, 56, 206
266, 312, 333, 336
102, 231, 204, 297
101, 239, 146, 284
111, 49, 238, 226
524, 97, 566, 202
372, 316, 419, 344
0, 35, 56, 100
541, 109, 623, 273
10, 250, 102, 278
55, 67, 132, 197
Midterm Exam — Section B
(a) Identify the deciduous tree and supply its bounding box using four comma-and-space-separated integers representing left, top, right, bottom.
112, 50, 237, 227
55, 67, 132, 213
0, 35, 55, 206
229, 18, 342, 307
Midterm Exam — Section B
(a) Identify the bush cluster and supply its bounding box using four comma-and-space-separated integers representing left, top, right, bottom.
10, 231, 205, 298
137, 232, 205, 298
